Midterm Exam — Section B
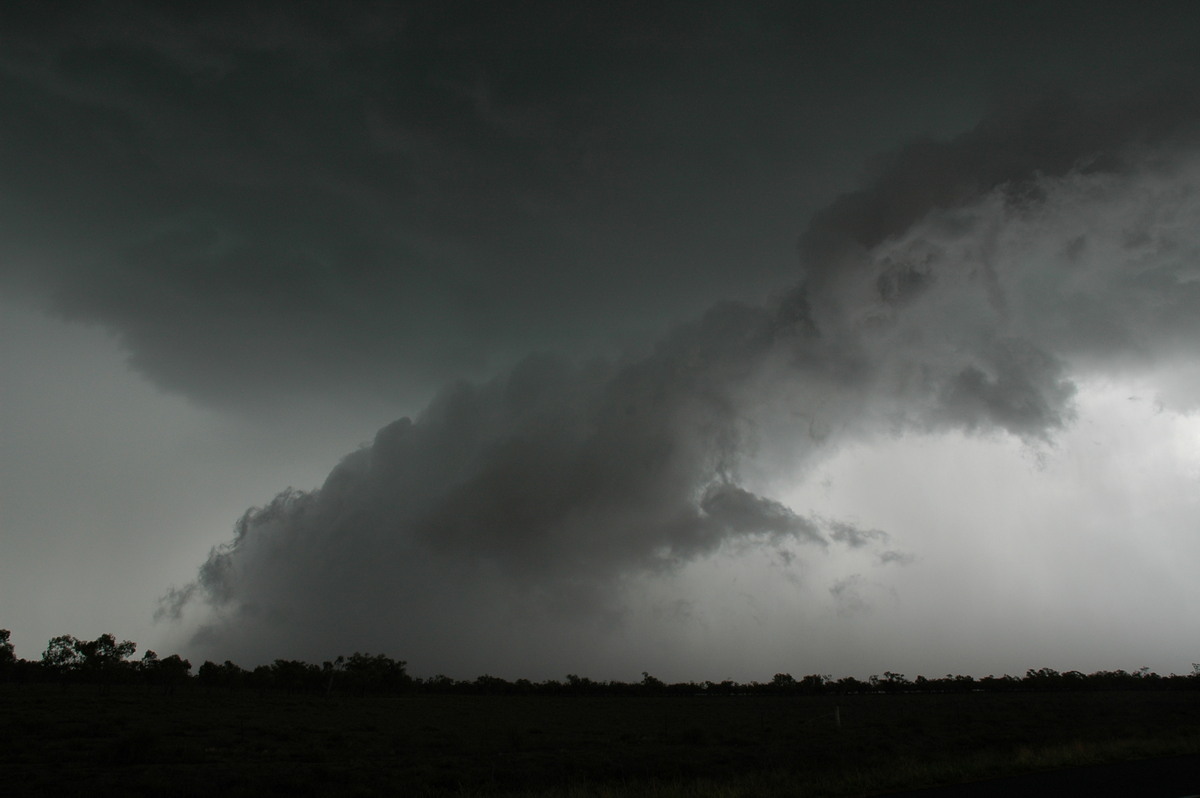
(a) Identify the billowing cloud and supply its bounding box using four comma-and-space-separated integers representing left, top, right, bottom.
161, 87, 1200, 671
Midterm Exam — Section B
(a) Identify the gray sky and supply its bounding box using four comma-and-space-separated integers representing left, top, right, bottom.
4, 1, 1200, 680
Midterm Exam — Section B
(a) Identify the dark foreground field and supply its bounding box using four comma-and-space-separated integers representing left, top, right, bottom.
5, 685, 1200, 796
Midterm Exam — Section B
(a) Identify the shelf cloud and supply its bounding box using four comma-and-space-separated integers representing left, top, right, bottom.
162, 89, 1200, 669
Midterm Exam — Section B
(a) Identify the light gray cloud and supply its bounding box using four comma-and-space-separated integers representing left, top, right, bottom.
828, 575, 869, 617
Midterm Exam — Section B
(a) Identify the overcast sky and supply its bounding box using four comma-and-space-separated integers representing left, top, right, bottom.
4, 1, 1200, 681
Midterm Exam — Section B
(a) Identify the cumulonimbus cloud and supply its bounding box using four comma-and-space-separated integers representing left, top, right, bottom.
163, 89, 1200, 669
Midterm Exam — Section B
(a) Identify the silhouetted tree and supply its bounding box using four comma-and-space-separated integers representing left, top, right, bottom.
197, 659, 246, 689
833, 676, 868, 693
422, 674, 457, 693
322, 656, 345, 693
979, 674, 1019, 692
156, 654, 192, 692
197, 660, 221, 686
41, 635, 84, 679
78, 633, 137, 687
249, 664, 274, 693
799, 674, 829, 694
565, 673, 603, 695
640, 672, 666, 694
0, 629, 14, 677
1024, 667, 1063, 690
270, 659, 320, 693
474, 674, 512, 694
769, 673, 797, 694
342, 652, 411, 694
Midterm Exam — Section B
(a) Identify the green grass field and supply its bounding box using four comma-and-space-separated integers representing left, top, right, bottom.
5, 684, 1200, 796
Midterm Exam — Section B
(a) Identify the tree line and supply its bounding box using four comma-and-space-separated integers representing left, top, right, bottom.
3, 629, 1199, 696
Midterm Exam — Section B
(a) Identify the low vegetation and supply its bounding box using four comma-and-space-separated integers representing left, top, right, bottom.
4, 629, 1200, 796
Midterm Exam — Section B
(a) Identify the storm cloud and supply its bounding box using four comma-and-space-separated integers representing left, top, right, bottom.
163, 88, 1200, 670
7, 3, 1200, 677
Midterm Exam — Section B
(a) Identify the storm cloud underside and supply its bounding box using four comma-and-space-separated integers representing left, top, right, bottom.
164, 95, 1200, 671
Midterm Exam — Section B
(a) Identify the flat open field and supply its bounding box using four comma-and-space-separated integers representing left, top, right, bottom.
5, 685, 1200, 796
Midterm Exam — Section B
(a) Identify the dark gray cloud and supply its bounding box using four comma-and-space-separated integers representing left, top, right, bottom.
5, 1, 1198, 414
